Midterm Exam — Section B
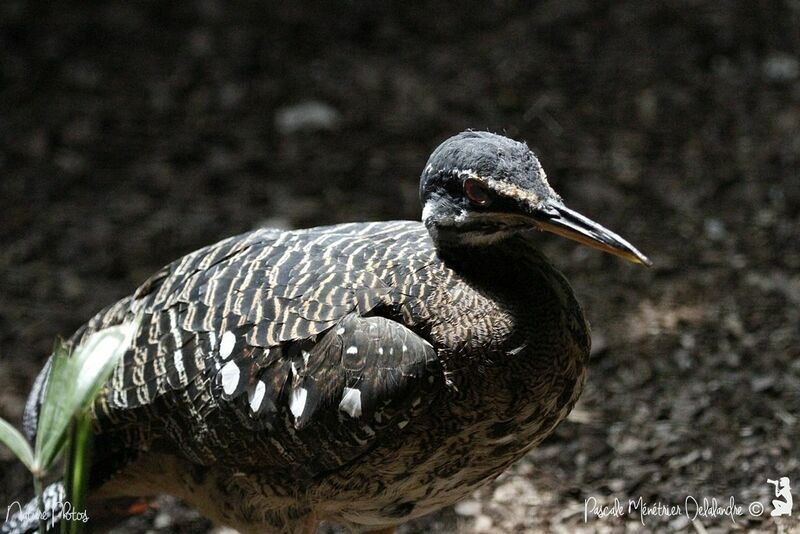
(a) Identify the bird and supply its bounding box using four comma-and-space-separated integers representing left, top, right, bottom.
4, 131, 650, 534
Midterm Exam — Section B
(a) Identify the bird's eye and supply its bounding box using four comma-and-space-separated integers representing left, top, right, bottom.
463, 178, 492, 206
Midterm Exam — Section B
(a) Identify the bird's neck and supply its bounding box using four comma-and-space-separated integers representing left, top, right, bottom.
428, 232, 590, 426
432, 230, 590, 364
434, 231, 556, 286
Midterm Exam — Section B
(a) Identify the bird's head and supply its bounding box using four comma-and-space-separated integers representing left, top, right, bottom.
420, 131, 651, 266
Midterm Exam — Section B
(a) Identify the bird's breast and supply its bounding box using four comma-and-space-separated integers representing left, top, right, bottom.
342, 247, 590, 523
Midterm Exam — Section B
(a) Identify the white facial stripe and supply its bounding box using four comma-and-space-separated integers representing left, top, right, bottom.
485, 178, 547, 206
422, 198, 467, 225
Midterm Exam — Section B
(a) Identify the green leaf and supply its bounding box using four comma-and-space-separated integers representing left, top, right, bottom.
0, 417, 34, 471
34, 340, 73, 473
34, 316, 141, 475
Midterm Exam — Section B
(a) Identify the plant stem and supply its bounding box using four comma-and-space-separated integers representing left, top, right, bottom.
63, 411, 93, 534
33, 473, 46, 534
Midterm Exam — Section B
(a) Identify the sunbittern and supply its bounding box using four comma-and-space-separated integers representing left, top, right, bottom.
4, 131, 649, 533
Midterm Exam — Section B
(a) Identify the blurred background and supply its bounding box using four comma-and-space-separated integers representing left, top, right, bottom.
1, 1, 798, 532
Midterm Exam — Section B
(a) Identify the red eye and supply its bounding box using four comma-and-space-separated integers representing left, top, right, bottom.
463, 178, 492, 206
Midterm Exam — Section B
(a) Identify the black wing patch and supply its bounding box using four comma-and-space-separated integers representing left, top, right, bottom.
213, 313, 442, 430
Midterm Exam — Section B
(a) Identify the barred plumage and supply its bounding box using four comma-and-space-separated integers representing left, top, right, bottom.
7, 131, 650, 534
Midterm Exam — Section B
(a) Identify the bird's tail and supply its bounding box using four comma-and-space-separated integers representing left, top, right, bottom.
2, 481, 64, 534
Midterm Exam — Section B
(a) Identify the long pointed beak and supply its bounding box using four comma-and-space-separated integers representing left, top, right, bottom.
531, 200, 652, 266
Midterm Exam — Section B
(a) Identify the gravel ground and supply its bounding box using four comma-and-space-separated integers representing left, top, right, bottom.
1, 1, 798, 532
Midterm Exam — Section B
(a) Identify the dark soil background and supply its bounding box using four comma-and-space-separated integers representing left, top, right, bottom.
1, 1, 799, 532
